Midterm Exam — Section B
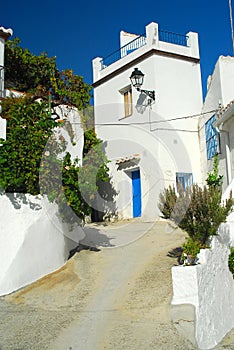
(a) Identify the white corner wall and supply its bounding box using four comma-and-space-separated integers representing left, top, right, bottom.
199, 56, 234, 187
53, 105, 84, 164
0, 194, 85, 296
0, 116, 6, 139
171, 227, 234, 349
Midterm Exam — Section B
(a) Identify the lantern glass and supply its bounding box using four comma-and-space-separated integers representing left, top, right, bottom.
130, 68, 144, 89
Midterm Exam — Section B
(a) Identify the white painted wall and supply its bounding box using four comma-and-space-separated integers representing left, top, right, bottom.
53, 105, 84, 164
199, 56, 234, 188
0, 101, 85, 296
0, 194, 85, 296
0, 27, 13, 139
171, 227, 234, 349
120, 30, 140, 48
0, 113, 6, 140
92, 22, 203, 220
218, 115, 234, 187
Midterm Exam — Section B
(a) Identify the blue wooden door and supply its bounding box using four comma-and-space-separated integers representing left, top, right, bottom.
132, 170, 142, 217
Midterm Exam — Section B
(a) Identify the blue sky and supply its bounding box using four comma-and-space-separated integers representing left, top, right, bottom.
1, 0, 234, 101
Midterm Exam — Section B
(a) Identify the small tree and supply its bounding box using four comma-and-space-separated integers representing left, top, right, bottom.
4, 37, 91, 110
0, 37, 110, 224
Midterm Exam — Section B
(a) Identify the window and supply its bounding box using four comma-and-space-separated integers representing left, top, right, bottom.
124, 88, 132, 117
205, 115, 219, 160
176, 172, 193, 191
119, 85, 132, 118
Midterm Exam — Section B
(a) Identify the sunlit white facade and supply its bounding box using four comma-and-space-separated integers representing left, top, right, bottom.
92, 22, 203, 220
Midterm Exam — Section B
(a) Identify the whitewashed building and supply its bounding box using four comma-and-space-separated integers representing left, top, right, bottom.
92, 21, 203, 220
199, 56, 234, 196
172, 56, 234, 349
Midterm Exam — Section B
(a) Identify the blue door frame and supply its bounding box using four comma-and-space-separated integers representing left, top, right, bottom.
132, 169, 142, 217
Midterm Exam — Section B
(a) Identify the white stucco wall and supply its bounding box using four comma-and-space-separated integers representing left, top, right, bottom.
53, 105, 84, 164
171, 227, 234, 349
227, 217, 234, 247
95, 119, 198, 219
0, 27, 13, 67
219, 56, 234, 107
199, 56, 234, 188
0, 101, 86, 295
0, 27, 13, 139
0, 194, 84, 296
0, 116, 6, 139
220, 116, 234, 187
120, 30, 140, 48
92, 22, 203, 220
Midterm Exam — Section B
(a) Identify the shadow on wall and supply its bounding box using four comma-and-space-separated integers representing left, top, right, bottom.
91, 175, 118, 223
117, 158, 140, 171
1, 192, 42, 211
89, 138, 118, 223
136, 93, 148, 114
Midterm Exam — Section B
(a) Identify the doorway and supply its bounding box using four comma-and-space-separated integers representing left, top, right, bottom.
131, 169, 142, 217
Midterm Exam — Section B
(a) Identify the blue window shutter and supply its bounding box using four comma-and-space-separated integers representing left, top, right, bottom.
176, 172, 193, 191
205, 115, 218, 160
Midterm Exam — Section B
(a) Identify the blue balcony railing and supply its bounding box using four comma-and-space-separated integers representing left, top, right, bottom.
100, 29, 189, 70
101, 34, 146, 70
159, 29, 188, 47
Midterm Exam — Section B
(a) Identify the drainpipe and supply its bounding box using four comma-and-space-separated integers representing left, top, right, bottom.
0, 26, 13, 140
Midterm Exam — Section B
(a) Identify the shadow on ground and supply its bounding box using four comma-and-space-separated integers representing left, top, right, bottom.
68, 226, 115, 259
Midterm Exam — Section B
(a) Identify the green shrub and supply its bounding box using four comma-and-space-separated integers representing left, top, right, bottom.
159, 184, 233, 265
0, 38, 110, 224
228, 247, 234, 278
159, 184, 233, 246
176, 185, 233, 245
181, 237, 209, 265
158, 185, 177, 219
183, 238, 200, 258
159, 157, 233, 265
206, 154, 223, 189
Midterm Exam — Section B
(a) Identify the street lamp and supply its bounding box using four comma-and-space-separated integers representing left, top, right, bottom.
130, 68, 155, 101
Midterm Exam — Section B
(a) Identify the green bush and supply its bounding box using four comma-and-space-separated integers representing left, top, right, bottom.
158, 185, 177, 219
159, 184, 233, 264
159, 157, 233, 264
183, 238, 200, 258
228, 247, 234, 278
174, 185, 233, 245
159, 184, 233, 245
206, 154, 223, 189
0, 38, 110, 224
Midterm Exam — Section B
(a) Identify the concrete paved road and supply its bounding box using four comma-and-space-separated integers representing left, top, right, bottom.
0, 219, 234, 349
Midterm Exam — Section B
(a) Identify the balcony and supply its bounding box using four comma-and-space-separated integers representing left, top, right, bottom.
100, 29, 189, 70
